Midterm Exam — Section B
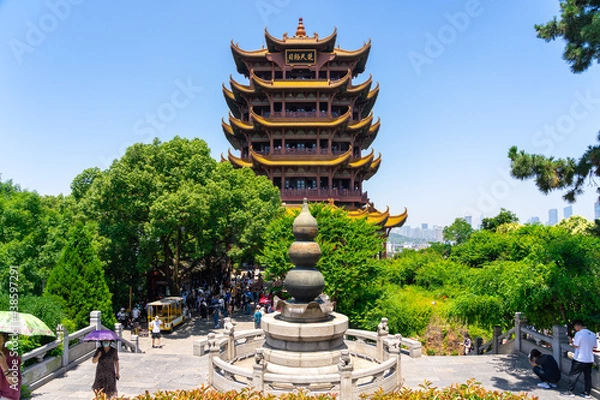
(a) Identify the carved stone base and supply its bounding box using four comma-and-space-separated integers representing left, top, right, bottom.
275, 294, 334, 323
260, 311, 349, 368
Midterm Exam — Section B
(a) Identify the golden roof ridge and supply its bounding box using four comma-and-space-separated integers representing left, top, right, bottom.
251, 109, 351, 128
249, 145, 353, 167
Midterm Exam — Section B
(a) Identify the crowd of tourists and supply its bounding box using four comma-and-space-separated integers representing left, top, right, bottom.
177, 271, 274, 329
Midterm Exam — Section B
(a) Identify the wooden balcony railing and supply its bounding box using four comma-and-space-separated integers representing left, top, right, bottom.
281, 188, 367, 203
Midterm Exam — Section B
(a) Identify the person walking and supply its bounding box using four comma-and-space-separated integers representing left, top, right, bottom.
151, 316, 163, 348
92, 340, 119, 399
566, 319, 597, 398
528, 349, 560, 389
253, 305, 263, 329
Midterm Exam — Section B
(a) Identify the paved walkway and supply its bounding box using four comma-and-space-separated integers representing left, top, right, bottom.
31, 312, 572, 399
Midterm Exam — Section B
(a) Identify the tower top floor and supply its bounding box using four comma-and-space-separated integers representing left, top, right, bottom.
231, 18, 371, 78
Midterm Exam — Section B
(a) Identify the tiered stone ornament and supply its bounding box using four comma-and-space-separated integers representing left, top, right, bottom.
261, 199, 348, 369
278, 199, 333, 323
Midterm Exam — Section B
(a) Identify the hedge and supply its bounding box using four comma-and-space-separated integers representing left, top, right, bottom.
92, 380, 537, 400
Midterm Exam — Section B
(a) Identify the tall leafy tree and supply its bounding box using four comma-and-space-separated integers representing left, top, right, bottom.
480, 208, 518, 232
509, 2, 600, 203
77, 137, 281, 304
442, 218, 474, 244
0, 179, 71, 296
44, 222, 115, 329
80, 137, 217, 303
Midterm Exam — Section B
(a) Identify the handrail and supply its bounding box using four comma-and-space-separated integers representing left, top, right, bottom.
263, 372, 340, 384
521, 327, 551, 344
351, 356, 397, 380
212, 356, 253, 379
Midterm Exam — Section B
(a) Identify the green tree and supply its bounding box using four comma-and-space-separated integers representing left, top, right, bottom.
556, 215, 594, 234
509, 2, 600, 202
44, 222, 115, 329
443, 218, 474, 244
535, 0, 600, 73
80, 137, 217, 302
259, 203, 385, 319
480, 208, 518, 232
0, 179, 72, 296
78, 137, 281, 304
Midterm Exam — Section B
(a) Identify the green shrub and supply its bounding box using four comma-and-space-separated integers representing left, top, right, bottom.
89, 381, 537, 399
362, 286, 434, 337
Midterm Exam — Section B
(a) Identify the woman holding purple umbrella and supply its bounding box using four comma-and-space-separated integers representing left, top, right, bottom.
92, 340, 120, 399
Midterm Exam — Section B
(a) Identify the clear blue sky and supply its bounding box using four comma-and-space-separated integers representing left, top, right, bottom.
1, 1, 599, 227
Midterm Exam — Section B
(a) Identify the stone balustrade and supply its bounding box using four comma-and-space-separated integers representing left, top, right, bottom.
206, 320, 407, 399
22, 311, 141, 391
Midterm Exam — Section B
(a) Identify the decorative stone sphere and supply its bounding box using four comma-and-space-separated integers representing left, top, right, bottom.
284, 267, 324, 303
292, 200, 318, 241
288, 241, 321, 267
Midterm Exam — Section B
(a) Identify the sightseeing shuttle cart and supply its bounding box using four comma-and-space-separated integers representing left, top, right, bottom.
146, 297, 184, 332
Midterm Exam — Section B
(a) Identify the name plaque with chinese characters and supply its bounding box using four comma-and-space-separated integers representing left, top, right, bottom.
285, 49, 316, 65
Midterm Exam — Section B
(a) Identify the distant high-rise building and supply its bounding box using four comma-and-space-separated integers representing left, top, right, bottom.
528, 216, 540, 224
595, 201, 600, 220
421, 223, 428, 230
464, 216, 472, 227
564, 205, 573, 219
548, 209, 558, 226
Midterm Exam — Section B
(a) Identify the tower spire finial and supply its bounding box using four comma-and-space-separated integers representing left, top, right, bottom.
295, 17, 306, 37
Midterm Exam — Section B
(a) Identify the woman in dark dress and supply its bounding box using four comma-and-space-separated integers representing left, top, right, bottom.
92, 340, 120, 399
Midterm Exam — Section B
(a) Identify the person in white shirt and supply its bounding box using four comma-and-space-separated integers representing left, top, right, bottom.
151, 316, 163, 349
567, 320, 597, 398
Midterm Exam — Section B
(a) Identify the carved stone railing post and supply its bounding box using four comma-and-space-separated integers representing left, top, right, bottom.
131, 334, 139, 353
224, 317, 235, 361
389, 334, 402, 389
208, 333, 219, 387
553, 324, 568, 370
114, 323, 123, 352
474, 337, 483, 355
377, 318, 389, 361
90, 310, 101, 330
492, 326, 502, 354
338, 349, 354, 399
252, 348, 265, 393
57, 324, 68, 368
514, 312, 522, 353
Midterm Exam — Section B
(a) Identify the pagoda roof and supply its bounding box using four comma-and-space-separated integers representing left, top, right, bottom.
383, 208, 408, 229
359, 83, 379, 117
250, 109, 351, 129
249, 146, 353, 167
251, 70, 351, 91
222, 118, 250, 150
364, 154, 382, 180
286, 201, 407, 230
359, 118, 380, 149
346, 203, 407, 229
346, 75, 372, 99
226, 149, 253, 168
348, 149, 374, 169
332, 40, 371, 76
264, 19, 337, 52
229, 75, 256, 97
347, 113, 374, 132
228, 113, 255, 131
222, 84, 242, 118
230, 42, 269, 76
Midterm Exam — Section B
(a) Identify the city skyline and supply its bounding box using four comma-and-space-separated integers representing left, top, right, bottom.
398, 201, 596, 232
1, 1, 600, 227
